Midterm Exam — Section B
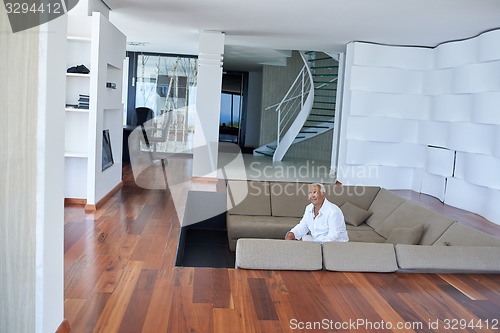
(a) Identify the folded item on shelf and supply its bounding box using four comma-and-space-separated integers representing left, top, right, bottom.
67, 64, 90, 74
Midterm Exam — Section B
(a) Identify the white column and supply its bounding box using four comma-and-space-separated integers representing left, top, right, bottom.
193, 31, 225, 179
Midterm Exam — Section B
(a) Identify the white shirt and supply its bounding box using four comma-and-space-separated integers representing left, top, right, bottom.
290, 198, 349, 243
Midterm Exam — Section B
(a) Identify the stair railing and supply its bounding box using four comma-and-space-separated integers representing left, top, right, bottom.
271, 52, 314, 161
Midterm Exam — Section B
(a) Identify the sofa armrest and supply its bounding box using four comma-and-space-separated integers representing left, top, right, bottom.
395, 245, 500, 273
322, 242, 398, 272
235, 238, 322, 270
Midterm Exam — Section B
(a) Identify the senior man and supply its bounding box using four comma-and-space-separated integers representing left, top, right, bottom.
285, 183, 349, 243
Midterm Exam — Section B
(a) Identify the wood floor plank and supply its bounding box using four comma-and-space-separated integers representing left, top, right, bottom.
69, 292, 111, 333
142, 223, 171, 270
92, 261, 144, 333
64, 298, 86, 328
129, 204, 154, 235
227, 269, 261, 333
66, 255, 109, 299
438, 274, 489, 300
279, 271, 339, 323
266, 271, 301, 333
64, 220, 95, 252
93, 256, 125, 293
117, 269, 158, 333
248, 277, 279, 321
314, 271, 386, 324
344, 273, 415, 332
140, 273, 176, 333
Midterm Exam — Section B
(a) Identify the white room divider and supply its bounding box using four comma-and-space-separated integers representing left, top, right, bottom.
338, 29, 500, 225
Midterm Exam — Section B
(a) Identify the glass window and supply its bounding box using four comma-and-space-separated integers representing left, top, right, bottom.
135, 55, 197, 153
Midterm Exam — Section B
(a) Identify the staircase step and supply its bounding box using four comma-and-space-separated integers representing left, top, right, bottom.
312, 73, 339, 76
314, 94, 336, 98
312, 107, 335, 111
310, 65, 339, 69
314, 81, 338, 84
315, 88, 336, 91
307, 57, 334, 62
266, 144, 277, 150
254, 149, 273, 157
314, 101, 336, 105
299, 130, 318, 134
310, 113, 334, 117
306, 119, 335, 124
302, 124, 330, 128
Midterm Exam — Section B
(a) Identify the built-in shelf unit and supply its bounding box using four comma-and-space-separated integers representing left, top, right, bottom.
65, 12, 126, 209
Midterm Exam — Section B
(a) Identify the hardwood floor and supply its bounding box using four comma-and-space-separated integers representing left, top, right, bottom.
64, 165, 500, 333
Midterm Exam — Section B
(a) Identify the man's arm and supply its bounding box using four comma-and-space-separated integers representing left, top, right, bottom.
285, 210, 309, 240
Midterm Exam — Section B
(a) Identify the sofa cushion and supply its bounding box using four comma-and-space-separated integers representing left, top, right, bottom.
227, 180, 271, 216
328, 185, 380, 211
340, 201, 373, 226
385, 224, 424, 245
433, 223, 500, 247
365, 189, 406, 229
235, 239, 323, 270
347, 230, 387, 243
345, 223, 374, 231
323, 242, 398, 272
374, 201, 454, 245
395, 244, 500, 273
227, 215, 299, 250
269, 182, 311, 217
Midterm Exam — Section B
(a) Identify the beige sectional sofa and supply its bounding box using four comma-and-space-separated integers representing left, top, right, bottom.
227, 180, 500, 273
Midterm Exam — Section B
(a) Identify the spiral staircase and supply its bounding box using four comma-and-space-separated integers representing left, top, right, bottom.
253, 51, 339, 161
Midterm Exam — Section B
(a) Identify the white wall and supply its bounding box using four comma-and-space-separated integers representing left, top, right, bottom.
338, 29, 500, 225
37, 16, 66, 332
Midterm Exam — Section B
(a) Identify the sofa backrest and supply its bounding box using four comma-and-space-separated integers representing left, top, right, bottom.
269, 182, 310, 217
434, 223, 500, 247
374, 201, 455, 245
365, 189, 407, 229
227, 180, 271, 216
328, 185, 380, 211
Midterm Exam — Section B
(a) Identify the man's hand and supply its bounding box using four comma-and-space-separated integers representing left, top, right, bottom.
285, 231, 296, 240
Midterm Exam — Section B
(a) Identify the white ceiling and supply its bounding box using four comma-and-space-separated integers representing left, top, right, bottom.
105, 0, 500, 71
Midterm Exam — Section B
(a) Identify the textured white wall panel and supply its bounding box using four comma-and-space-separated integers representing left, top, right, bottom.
472, 92, 500, 125
418, 120, 449, 147
421, 172, 446, 201
352, 42, 433, 70
350, 90, 429, 119
345, 140, 424, 167
453, 61, 500, 93
346, 116, 419, 143
479, 29, 500, 63
350, 65, 423, 94
422, 68, 453, 95
448, 122, 496, 155
430, 94, 473, 122
337, 165, 415, 189
445, 178, 500, 225
484, 188, 500, 226
454, 152, 500, 190
496, 129, 500, 158
445, 178, 487, 218
434, 37, 478, 69
425, 146, 455, 177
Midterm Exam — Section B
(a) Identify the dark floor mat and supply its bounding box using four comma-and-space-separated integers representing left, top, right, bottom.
177, 228, 235, 268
